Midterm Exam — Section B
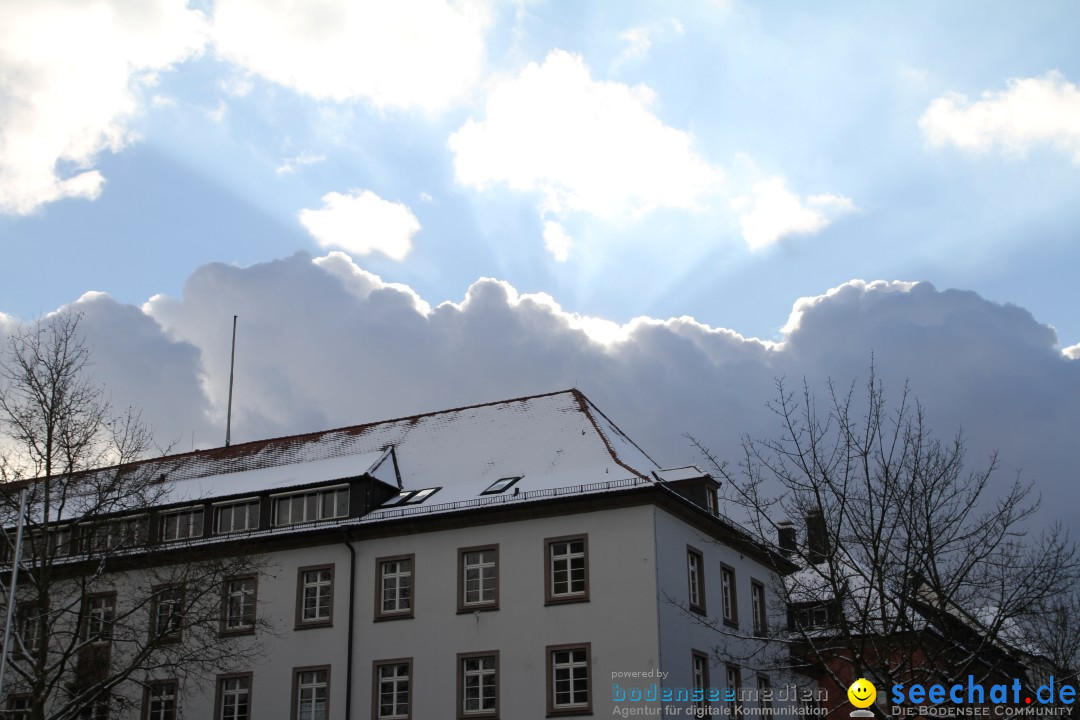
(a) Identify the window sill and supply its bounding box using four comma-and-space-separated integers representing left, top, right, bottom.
544, 595, 589, 607
457, 605, 499, 614
219, 626, 256, 637
546, 709, 593, 717
294, 619, 333, 630
689, 604, 706, 615
373, 611, 414, 622
723, 619, 739, 630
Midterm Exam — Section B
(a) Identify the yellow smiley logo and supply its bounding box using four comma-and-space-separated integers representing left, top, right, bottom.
848, 678, 877, 709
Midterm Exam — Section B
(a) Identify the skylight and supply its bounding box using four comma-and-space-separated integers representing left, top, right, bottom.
481, 476, 521, 495
381, 487, 442, 508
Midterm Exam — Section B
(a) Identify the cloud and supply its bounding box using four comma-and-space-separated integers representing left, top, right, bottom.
210, 0, 492, 111
0, 0, 206, 215
12, 255, 1075, 531
542, 221, 572, 262
276, 151, 327, 175
734, 177, 855, 250
612, 18, 684, 70
448, 50, 723, 225
298, 190, 421, 261
920, 71, 1080, 163
1065, 343, 1080, 360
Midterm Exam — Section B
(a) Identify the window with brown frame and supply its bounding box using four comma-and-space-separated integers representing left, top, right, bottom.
458, 545, 498, 612
77, 693, 110, 720
373, 658, 412, 720
725, 665, 742, 713
457, 651, 499, 718
544, 535, 588, 605
216, 673, 253, 720
751, 580, 767, 636
150, 585, 183, 643
143, 680, 178, 720
687, 546, 706, 614
83, 592, 116, 644
692, 650, 710, 713
222, 575, 257, 634
6, 695, 31, 720
757, 675, 773, 716
292, 666, 330, 720
546, 643, 591, 716
719, 564, 738, 627
15, 602, 44, 656
295, 565, 334, 628
375, 555, 414, 620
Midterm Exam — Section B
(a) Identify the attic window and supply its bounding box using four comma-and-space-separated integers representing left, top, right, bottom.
481, 476, 521, 495
382, 487, 442, 507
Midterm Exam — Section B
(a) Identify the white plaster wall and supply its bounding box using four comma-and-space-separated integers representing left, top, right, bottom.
352, 504, 661, 719
654, 506, 800, 716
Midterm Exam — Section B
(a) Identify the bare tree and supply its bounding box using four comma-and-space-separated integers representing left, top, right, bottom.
0, 312, 270, 720
688, 369, 1078, 714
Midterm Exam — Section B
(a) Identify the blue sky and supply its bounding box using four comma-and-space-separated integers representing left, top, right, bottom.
2, 0, 1078, 346
0, 1, 1078, 534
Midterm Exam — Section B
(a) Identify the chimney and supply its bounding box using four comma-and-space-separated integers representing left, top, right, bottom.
806, 509, 828, 564
776, 521, 796, 557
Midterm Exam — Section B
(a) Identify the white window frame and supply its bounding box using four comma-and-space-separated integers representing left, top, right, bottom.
218, 675, 251, 720
720, 565, 738, 625
460, 652, 498, 717
272, 486, 349, 527
375, 661, 411, 720
214, 498, 261, 535
461, 547, 497, 608
146, 681, 177, 720
377, 556, 413, 618
549, 644, 591, 713
298, 567, 333, 625
546, 535, 588, 603
224, 576, 257, 631
295, 668, 329, 720
159, 507, 204, 543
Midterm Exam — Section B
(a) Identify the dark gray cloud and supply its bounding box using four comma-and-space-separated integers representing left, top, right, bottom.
5, 253, 1077, 533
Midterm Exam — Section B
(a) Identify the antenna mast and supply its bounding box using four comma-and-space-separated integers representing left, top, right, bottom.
225, 315, 237, 447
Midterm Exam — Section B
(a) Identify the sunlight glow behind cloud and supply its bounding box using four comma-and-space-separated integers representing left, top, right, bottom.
0, 0, 206, 215
211, 0, 492, 111
449, 50, 722, 230
735, 177, 856, 251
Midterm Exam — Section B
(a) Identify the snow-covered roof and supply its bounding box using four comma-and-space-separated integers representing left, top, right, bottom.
140, 389, 661, 508
652, 465, 711, 482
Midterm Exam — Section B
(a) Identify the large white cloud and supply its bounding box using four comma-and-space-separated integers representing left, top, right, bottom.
920, 71, 1080, 163
210, 0, 492, 111
449, 50, 723, 222
449, 50, 853, 258
299, 190, 421, 261
0, 0, 206, 215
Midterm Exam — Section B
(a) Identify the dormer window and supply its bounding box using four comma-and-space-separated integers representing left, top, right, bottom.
482, 476, 521, 495
271, 485, 349, 527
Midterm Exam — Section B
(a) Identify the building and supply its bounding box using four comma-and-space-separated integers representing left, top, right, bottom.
1, 389, 805, 719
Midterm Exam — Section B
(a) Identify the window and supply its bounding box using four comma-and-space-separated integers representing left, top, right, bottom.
215, 500, 261, 534
78, 695, 110, 720
293, 667, 329, 720
216, 673, 252, 720
373, 660, 411, 720
789, 601, 839, 630
375, 555, 413, 620
223, 576, 257, 633
84, 593, 116, 643
705, 486, 718, 516
51, 525, 76, 556
144, 681, 177, 720
720, 564, 738, 626
16, 602, 44, 655
458, 652, 498, 718
692, 651, 710, 713
725, 666, 741, 712
547, 644, 591, 715
7, 696, 31, 720
150, 586, 183, 642
458, 545, 498, 611
545, 535, 589, 604
381, 487, 441, 507
757, 676, 772, 716
751, 580, 767, 636
481, 477, 520, 495
296, 565, 333, 627
86, 516, 148, 554
687, 546, 706, 614
159, 507, 204, 543
273, 486, 349, 526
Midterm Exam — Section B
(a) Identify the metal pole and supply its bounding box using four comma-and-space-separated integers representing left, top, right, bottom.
225, 315, 237, 448
0, 487, 30, 704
